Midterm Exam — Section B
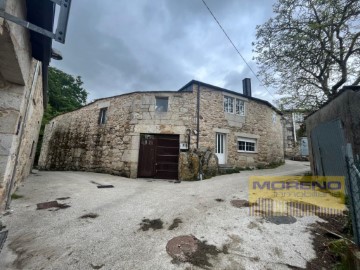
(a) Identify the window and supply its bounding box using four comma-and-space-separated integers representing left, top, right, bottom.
272, 112, 277, 123
237, 137, 257, 152
236, 99, 245, 116
155, 97, 168, 112
99, 108, 107, 124
224, 96, 234, 113
224, 96, 245, 116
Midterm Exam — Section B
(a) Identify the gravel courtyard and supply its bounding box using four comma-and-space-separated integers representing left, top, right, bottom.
0, 160, 323, 270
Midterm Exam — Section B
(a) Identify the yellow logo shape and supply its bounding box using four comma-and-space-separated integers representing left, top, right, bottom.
249, 176, 346, 216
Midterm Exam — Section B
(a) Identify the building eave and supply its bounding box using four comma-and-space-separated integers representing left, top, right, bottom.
179, 80, 283, 115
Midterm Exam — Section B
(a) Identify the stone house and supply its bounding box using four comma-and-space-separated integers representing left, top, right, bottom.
282, 110, 308, 158
0, 0, 63, 209
306, 86, 360, 177
39, 79, 284, 180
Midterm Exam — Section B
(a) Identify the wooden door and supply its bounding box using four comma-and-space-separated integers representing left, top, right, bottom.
138, 134, 156, 177
138, 134, 179, 179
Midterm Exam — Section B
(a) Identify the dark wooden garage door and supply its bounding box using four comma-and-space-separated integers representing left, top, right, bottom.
138, 134, 179, 179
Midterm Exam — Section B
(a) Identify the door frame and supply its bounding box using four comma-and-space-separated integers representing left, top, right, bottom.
137, 133, 180, 179
215, 132, 227, 164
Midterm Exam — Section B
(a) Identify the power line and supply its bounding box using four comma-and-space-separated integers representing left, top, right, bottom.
200, 0, 275, 99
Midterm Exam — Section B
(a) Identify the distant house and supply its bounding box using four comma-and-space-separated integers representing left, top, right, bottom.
282, 110, 308, 158
39, 79, 285, 180
305, 86, 360, 176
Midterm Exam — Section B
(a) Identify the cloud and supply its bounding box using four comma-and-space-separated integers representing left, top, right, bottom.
52, 0, 277, 103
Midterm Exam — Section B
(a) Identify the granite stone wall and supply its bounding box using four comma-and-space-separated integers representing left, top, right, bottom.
39, 83, 284, 178
197, 85, 284, 168
39, 90, 197, 178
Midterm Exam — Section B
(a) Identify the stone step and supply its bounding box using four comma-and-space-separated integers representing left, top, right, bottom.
219, 164, 233, 169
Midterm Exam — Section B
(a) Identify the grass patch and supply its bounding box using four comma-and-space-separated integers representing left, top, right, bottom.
256, 160, 285, 170
219, 167, 248, 175
11, 193, 24, 200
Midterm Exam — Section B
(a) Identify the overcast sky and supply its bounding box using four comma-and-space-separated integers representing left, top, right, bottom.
52, 0, 278, 103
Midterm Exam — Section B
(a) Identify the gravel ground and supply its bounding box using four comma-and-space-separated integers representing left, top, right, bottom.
0, 160, 322, 270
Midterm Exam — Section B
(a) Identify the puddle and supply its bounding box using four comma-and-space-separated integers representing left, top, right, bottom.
230, 200, 257, 208
80, 213, 99, 219
166, 235, 228, 268
36, 201, 70, 210
139, 218, 163, 231
56, 197, 70, 201
264, 215, 297, 225
168, 218, 182, 230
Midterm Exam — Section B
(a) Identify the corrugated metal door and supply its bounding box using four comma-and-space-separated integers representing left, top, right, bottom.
310, 119, 347, 176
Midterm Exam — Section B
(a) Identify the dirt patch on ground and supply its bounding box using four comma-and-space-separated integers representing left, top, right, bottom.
264, 215, 297, 225
306, 213, 352, 269
80, 213, 99, 219
90, 263, 104, 269
230, 199, 257, 208
56, 197, 70, 201
166, 235, 228, 269
139, 218, 163, 231
168, 218, 182, 230
36, 201, 70, 210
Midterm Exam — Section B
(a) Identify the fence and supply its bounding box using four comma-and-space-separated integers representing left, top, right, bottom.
345, 149, 360, 246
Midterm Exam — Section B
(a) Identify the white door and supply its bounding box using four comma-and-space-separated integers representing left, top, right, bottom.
215, 133, 226, 164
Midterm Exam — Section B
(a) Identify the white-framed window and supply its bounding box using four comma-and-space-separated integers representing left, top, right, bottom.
237, 137, 257, 152
99, 107, 107, 125
224, 96, 234, 113
224, 96, 245, 116
236, 99, 245, 116
155, 97, 168, 112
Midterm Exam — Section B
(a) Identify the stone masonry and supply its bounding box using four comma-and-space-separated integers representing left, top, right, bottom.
39, 91, 197, 178
0, 0, 44, 209
39, 81, 284, 179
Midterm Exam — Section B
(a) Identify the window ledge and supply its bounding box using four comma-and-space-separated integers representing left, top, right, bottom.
237, 150, 258, 154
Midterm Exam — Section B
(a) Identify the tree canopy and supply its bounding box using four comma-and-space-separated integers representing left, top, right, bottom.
48, 67, 87, 113
42, 67, 88, 125
254, 0, 360, 109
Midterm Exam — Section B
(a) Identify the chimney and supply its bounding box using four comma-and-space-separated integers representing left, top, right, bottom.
242, 78, 252, 97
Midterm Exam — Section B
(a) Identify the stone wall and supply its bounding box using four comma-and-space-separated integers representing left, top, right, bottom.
0, 45, 43, 210
197, 85, 284, 168
39, 90, 197, 178
282, 111, 307, 158
0, 0, 45, 209
39, 82, 284, 179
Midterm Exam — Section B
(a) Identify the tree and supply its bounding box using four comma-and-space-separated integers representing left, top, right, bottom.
48, 67, 87, 113
35, 67, 88, 164
42, 67, 88, 125
254, 0, 360, 109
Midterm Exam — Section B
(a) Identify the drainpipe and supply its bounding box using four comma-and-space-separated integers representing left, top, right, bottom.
292, 112, 297, 143
196, 83, 200, 149
196, 83, 203, 180
5, 61, 40, 209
